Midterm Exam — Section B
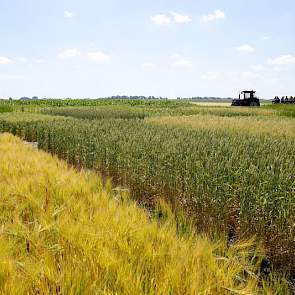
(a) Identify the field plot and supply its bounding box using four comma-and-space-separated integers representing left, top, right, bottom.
190, 101, 232, 107
0, 133, 287, 294
147, 114, 295, 138
0, 100, 294, 281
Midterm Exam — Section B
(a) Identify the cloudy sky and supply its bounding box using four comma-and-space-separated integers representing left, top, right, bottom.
0, 0, 294, 99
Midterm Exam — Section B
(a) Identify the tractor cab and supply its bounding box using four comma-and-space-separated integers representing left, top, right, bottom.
231, 90, 260, 107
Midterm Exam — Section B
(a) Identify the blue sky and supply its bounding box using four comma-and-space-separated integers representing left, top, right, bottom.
0, 0, 294, 99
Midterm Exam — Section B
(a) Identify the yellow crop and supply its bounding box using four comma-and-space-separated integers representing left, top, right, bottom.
146, 114, 295, 138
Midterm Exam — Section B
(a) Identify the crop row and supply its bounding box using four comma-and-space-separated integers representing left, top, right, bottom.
43, 105, 278, 119
147, 115, 295, 138
0, 98, 189, 108
42, 106, 150, 120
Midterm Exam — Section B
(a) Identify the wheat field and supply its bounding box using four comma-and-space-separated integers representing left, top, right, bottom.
0, 133, 289, 294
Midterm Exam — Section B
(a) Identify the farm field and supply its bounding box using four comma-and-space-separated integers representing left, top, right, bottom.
0, 99, 294, 292
2, 0, 295, 293
0, 133, 288, 294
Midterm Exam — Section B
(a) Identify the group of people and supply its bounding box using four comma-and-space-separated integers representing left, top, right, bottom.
272, 96, 295, 104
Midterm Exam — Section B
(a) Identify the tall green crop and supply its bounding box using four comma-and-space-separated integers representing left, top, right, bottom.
0, 104, 12, 113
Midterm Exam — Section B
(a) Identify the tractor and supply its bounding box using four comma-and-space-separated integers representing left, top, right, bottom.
231, 90, 260, 107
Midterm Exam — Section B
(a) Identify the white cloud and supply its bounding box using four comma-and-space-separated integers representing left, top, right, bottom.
58, 48, 80, 59
172, 59, 192, 68
0, 56, 12, 65
64, 11, 74, 18
262, 36, 270, 41
32, 58, 46, 64
202, 10, 225, 22
16, 57, 28, 63
0, 74, 23, 80
142, 62, 155, 68
87, 51, 110, 63
267, 54, 295, 66
172, 60, 192, 68
151, 14, 171, 26
171, 54, 192, 68
250, 64, 265, 71
170, 12, 192, 24
239, 71, 260, 80
236, 44, 255, 53
15, 57, 45, 64
171, 54, 183, 60
202, 72, 220, 80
